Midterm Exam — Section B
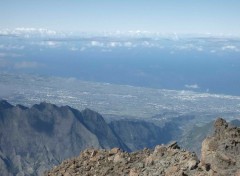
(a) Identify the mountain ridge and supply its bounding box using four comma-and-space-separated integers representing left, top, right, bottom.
0, 100, 128, 175
0, 100, 176, 175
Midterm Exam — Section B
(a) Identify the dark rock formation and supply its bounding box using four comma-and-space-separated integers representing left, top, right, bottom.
0, 101, 128, 175
0, 99, 13, 110
80, 109, 129, 151
0, 100, 179, 175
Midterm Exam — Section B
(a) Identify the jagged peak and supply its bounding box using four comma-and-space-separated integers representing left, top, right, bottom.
16, 104, 28, 110
81, 108, 104, 120
32, 101, 57, 111
45, 140, 203, 176
201, 118, 240, 175
82, 108, 98, 114
0, 100, 14, 110
214, 117, 228, 129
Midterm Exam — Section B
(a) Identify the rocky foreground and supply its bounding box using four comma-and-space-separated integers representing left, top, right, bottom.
45, 118, 240, 176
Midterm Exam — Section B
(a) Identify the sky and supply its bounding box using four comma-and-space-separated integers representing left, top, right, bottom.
1, 0, 240, 35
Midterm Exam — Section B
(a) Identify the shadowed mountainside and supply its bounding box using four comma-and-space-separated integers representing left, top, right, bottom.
109, 119, 178, 151
0, 100, 128, 175
0, 100, 176, 176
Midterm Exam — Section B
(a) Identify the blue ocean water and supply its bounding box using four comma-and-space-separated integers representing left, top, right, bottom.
1, 34, 240, 95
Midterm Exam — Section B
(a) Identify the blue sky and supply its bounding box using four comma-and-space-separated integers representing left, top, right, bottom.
1, 0, 240, 34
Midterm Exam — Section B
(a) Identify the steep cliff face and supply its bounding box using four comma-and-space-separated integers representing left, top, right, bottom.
80, 109, 129, 151
109, 119, 178, 151
201, 118, 240, 176
2, 99, 240, 176
45, 118, 240, 176
0, 101, 128, 176
179, 119, 240, 157
0, 100, 181, 175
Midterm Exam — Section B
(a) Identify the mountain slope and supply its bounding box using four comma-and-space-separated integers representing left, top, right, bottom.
179, 119, 240, 156
201, 118, 240, 175
109, 119, 178, 151
0, 100, 128, 175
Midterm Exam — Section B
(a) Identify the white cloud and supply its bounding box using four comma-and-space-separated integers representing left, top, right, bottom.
15, 28, 57, 35
69, 47, 87, 52
185, 84, 200, 89
80, 47, 86, 51
39, 41, 59, 48
127, 30, 151, 37
197, 47, 203, 51
108, 42, 121, 48
0, 45, 25, 50
14, 61, 42, 69
175, 44, 204, 51
176, 44, 194, 50
173, 32, 179, 41
109, 42, 117, 47
47, 41, 58, 47
0, 52, 22, 58
90, 41, 104, 47
0, 28, 58, 38
141, 41, 152, 47
124, 42, 133, 47
70, 47, 78, 51
221, 45, 239, 52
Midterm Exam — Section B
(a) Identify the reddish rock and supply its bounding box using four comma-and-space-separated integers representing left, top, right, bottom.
45, 118, 240, 176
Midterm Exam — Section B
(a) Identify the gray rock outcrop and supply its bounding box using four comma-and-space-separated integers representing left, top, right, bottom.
45, 143, 208, 176
45, 118, 240, 176
201, 118, 240, 176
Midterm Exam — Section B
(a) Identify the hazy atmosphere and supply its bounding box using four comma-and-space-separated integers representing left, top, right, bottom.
1, 0, 240, 34
1, 1, 240, 176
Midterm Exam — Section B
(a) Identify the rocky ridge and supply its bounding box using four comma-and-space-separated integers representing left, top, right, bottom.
45, 118, 240, 176
45, 142, 205, 176
201, 118, 240, 175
